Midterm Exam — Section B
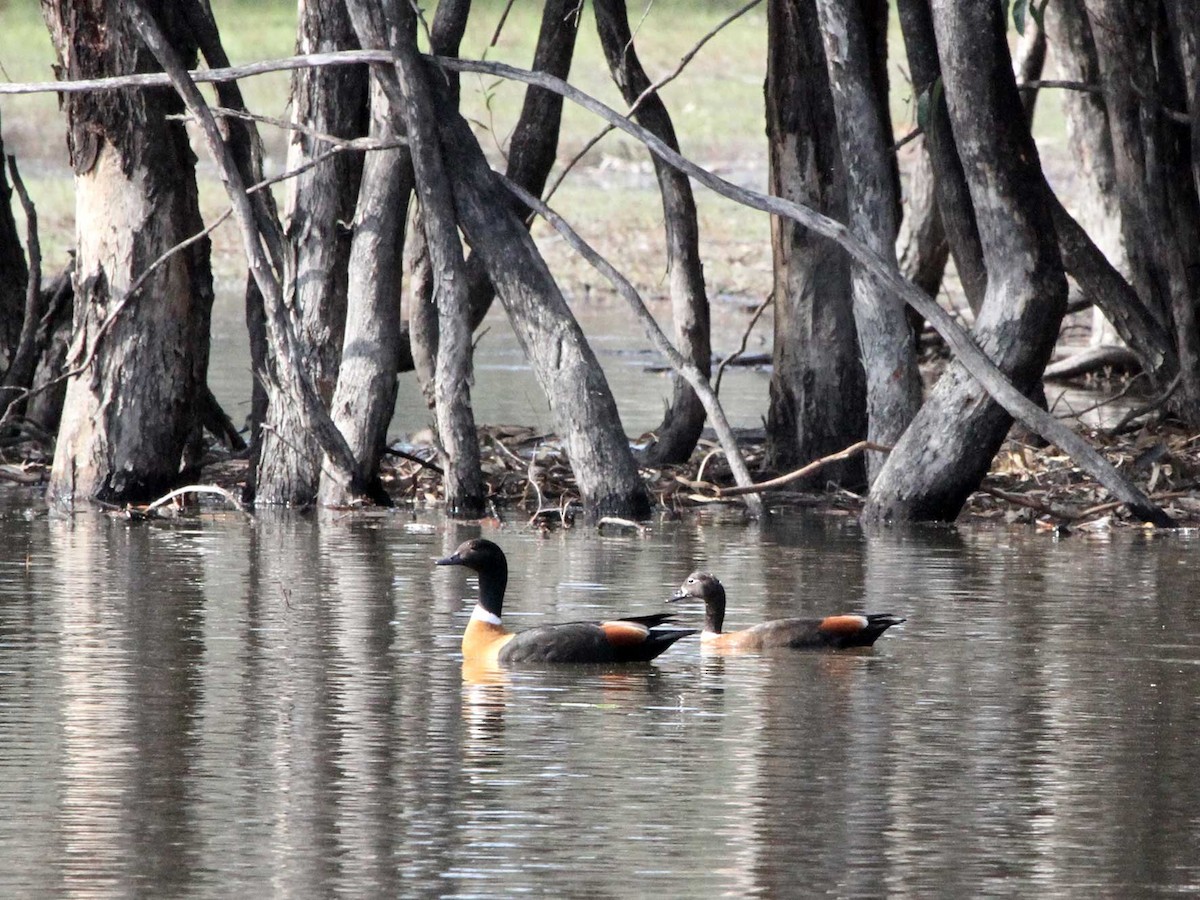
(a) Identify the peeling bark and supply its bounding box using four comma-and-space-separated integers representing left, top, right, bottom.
43, 0, 213, 507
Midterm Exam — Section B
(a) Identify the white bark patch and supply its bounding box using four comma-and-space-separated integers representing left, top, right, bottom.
75, 145, 152, 295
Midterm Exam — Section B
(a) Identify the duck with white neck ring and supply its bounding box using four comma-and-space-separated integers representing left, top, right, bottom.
436, 539, 697, 666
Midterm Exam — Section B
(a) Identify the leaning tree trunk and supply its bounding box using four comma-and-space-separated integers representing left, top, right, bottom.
254, 0, 368, 505
595, 0, 711, 466
42, 0, 213, 507
398, 0, 580, 375
864, 0, 1068, 523
764, 0, 865, 488
815, 0, 920, 482
896, 0, 988, 315
433, 92, 652, 518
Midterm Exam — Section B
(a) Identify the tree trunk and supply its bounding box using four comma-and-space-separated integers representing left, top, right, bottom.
397, 0, 579, 378
765, 0, 865, 488
1012, 5, 1046, 124
896, 0, 988, 314
385, 1, 484, 517
319, 78, 411, 508
595, 0, 711, 466
434, 94, 652, 519
816, 0, 920, 482
404, 0, 470, 410
254, 0, 368, 505
1087, 0, 1200, 423
864, 0, 1068, 523
1044, 0, 1128, 348
896, 137, 949, 306
0, 117, 29, 371
26, 266, 73, 436
42, 0, 214, 508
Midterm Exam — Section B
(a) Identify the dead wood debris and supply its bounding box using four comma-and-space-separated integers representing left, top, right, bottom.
3, 419, 1199, 529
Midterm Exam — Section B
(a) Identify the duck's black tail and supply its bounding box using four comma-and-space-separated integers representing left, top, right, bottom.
862, 614, 906, 644
628, 627, 698, 662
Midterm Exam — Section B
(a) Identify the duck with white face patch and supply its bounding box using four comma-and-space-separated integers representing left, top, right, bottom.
670, 571, 905, 654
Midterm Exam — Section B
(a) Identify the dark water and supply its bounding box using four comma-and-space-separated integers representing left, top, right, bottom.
2, 500, 1199, 897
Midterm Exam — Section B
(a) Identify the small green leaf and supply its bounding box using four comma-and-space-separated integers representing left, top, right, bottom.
1013, 0, 1028, 34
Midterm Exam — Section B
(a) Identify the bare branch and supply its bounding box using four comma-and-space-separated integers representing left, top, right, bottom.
457, 57, 1170, 526
718, 440, 891, 497
1, 45, 1171, 524
713, 296, 771, 395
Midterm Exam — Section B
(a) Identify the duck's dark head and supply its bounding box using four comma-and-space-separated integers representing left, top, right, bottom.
436, 539, 508, 617
436, 538, 507, 574
670, 571, 726, 633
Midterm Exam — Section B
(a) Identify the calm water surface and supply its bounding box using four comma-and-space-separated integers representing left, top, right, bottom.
2, 499, 1199, 897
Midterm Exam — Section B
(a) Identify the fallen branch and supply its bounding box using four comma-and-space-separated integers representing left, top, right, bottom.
976, 484, 1081, 521
717, 440, 890, 497
385, 446, 445, 475
1108, 372, 1182, 434
144, 483, 249, 514
1043, 344, 1141, 381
